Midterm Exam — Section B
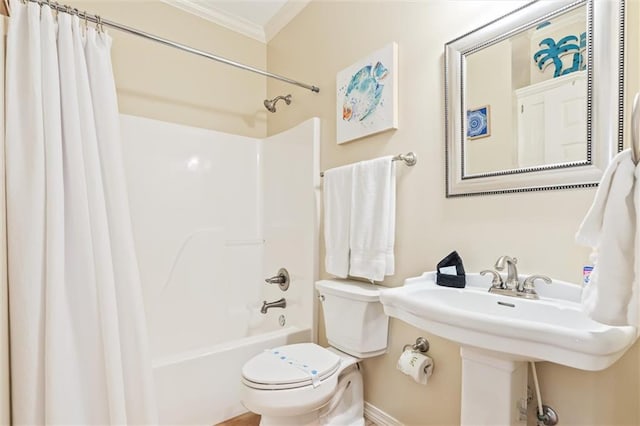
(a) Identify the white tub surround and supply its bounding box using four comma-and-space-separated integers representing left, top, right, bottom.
121, 116, 320, 425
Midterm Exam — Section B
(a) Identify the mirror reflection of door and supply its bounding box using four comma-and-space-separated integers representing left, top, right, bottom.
464, 4, 587, 177
517, 73, 586, 168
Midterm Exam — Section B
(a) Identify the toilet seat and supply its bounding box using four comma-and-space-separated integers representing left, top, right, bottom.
242, 343, 341, 390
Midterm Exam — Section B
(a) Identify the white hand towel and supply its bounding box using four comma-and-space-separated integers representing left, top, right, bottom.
323, 164, 353, 278
630, 163, 640, 328
576, 148, 636, 326
349, 156, 396, 282
386, 161, 397, 276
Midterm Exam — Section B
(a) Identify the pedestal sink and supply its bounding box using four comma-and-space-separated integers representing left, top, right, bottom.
380, 272, 638, 425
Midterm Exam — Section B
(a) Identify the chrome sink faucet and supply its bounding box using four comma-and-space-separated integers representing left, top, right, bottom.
483, 256, 552, 300
494, 255, 519, 290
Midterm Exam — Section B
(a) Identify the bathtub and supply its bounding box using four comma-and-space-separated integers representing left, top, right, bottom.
153, 326, 311, 425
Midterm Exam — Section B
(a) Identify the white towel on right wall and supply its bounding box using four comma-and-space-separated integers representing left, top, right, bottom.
576, 148, 637, 326
349, 156, 396, 282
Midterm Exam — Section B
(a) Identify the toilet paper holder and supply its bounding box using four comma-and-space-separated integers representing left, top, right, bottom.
402, 337, 430, 353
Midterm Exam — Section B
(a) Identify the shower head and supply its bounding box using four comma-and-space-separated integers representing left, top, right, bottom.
264, 94, 292, 113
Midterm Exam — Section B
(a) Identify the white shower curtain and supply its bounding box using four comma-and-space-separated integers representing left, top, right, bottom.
6, 1, 157, 424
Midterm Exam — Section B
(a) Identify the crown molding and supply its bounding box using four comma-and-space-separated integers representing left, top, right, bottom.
264, 0, 311, 42
160, 0, 266, 43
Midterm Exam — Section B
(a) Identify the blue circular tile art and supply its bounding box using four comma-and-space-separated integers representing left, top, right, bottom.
467, 108, 488, 138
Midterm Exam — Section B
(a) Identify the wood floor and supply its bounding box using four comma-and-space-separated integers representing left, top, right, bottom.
215, 412, 261, 426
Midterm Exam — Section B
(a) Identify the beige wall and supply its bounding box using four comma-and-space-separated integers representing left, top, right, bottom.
69, 0, 268, 137
267, 1, 640, 425
0, 17, 8, 426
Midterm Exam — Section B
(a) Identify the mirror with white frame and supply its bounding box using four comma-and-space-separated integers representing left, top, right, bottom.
445, 0, 624, 197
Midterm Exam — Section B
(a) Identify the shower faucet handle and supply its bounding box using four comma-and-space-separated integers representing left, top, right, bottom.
265, 275, 285, 284
264, 268, 290, 291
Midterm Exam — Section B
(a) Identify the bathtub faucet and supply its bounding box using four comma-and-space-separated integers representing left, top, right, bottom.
261, 298, 287, 314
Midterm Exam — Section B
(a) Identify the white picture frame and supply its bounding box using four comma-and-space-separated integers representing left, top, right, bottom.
336, 42, 398, 144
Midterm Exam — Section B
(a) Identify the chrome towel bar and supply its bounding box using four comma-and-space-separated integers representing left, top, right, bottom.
320, 152, 417, 177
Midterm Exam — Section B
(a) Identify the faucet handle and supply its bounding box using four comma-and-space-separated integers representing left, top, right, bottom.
523, 275, 551, 288
264, 268, 290, 291
480, 269, 505, 289
522, 275, 552, 298
265, 275, 285, 284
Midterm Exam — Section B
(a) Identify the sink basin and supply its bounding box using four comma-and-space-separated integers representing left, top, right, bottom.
380, 272, 638, 371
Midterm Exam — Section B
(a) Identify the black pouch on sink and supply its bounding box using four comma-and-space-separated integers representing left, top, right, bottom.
436, 251, 466, 288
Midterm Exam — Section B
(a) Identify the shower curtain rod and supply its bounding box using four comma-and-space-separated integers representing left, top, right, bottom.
23, 0, 321, 93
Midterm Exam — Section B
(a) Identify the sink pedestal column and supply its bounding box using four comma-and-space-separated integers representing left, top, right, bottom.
460, 347, 528, 426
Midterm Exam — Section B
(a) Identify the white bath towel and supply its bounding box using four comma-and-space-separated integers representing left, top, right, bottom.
323, 164, 354, 278
349, 156, 396, 282
576, 149, 636, 326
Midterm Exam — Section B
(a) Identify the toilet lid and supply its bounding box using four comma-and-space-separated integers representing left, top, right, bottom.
242, 343, 341, 389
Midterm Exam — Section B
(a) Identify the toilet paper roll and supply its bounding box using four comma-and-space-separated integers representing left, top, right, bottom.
396, 349, 434, 385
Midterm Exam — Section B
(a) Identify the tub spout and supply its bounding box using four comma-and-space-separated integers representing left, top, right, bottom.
261, 298, 286, 314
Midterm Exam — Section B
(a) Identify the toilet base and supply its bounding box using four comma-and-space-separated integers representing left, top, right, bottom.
260, 411, 321, 426
319, 365, 363, 426
259, 364, 364, 426
260, 414, 364, 426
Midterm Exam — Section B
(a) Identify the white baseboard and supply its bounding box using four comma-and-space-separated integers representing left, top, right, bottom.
364, 401, 403, 426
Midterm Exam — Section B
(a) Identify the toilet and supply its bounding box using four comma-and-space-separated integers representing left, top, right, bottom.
240, 279, 390, 426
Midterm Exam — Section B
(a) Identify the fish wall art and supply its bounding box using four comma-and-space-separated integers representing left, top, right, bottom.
336, 42, 398, 144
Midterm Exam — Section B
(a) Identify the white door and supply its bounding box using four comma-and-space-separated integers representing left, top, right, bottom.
517, 93, 546, 167
516, 72, 587, 169
544, 76, 587, 164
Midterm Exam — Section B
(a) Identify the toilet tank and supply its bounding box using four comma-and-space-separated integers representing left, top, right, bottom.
315, 279, 389, 358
